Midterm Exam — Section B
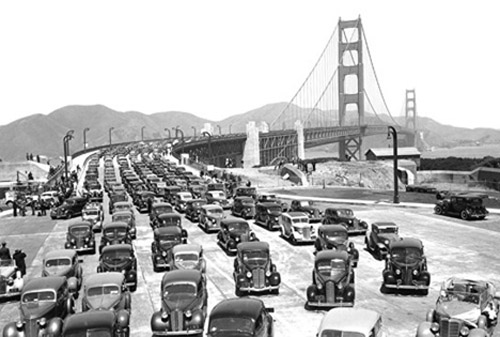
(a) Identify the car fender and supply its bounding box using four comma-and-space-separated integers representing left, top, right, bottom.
150, 310, 168, 331
2, 322, 21, 337
67, 277, 78, 293
47, 317, 63, 336
415, 321, 434, 337
469, 329, 489, 337
117, 309, 130, 328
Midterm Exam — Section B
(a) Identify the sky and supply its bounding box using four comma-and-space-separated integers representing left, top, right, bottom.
0, 1, 499, 129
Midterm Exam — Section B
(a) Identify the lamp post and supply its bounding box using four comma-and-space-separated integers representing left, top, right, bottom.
63, 130, 74, 184
164, 128, 171, 139
388, 126, 399, 204
191, 126, 197, 138
83, 127, 90, 150
109, 127, 114, 145
217, 124, 222, 135
141, 126, 146, 141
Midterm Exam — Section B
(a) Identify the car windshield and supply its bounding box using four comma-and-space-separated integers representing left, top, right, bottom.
84, 210, 99, 216
163, 283, 196, 302
104, 228, 127, 237
22, 290, 56, 303
441, 283, 485, 304
209, 317, 254, 334
102, 250, 131, 261
112, 215, 131, 222
70, 226, 90, 236
337, 209, 353, 216
211, 192, 225, 198
391, 247, 422, 264
292, 217, 309, 224
154, 206, 173, 214
229, 222, 249, 231
267, 206, 281, 212
242, 250, 268, 265
299, 201, 311, 207
324, 231, 348, 241
115, 205, 130, 212
466, 198, 483, 206
180, 194, 193, 200
45, 258, 71, 268
379, 226, 397, 234
320, 330, 365, 337
208, 208, 223, 215
239, 188, 256, 195
64, 329, 112, 337
87, 285, 120, 297
159, 236, 182, 246
175, 253, 198, 263
317, 259, 346, 277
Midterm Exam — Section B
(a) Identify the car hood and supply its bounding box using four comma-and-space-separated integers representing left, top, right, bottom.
0, 266, 15, 278
21, 302, 56, 320
318, 269, 347, 284
86, 294, 121, 310
378, 234, 399, 243
436, 301, 481, 323
101, 258, 133, 270
163, 296, 199, 312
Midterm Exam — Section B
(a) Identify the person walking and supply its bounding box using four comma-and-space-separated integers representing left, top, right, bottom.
0, 242, 11, 260
13, 249, 27, 276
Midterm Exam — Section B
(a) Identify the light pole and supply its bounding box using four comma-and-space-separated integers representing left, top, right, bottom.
388, 126, 399, 204
217, 124, 221, 135
109, 127, 114, 145
83, 127, 90, 150
191, 126, 197, 138
141, 126, 146, 141
164, 128, 171, 139
63, 130, 74, 184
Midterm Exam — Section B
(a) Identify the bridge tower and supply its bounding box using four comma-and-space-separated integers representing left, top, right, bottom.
338, 17, 364, 161
405, 89, 418, 148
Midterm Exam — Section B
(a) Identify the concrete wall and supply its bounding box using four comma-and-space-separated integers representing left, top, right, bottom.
0, 161, 50, 182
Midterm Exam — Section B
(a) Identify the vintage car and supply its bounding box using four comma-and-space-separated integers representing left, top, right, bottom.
150, 270, 208, 336
314, 225, 359, 267
280, 212, 319, 245
434, 193, 488, 220
254, 202, 282, 231
217, 218, 258, 255
317, 308, 387, 337
41, 190, 60, 205
82, 203, 104, 232
81, 272, 131, 312
207, 182, 227, 193
64, 222, 96, 254
322, 208, 369, 235
151, 227, 185, 272
2, 276, 76, 337
111, 211, 137, 239
256, 192, 289, 211
42, 249, 82, 296
199, 204, 225, 233
306, 250, 355, 310
382, 237, 431, 295
50, 196, 88, 220
205, 190, 233, 210
290, 199, 322, 223
97, 244, 137, 292
108, 193, 128, 214
110, 201, 134, 215
207, 298, 274, 337
233, 241, 280, 296
152, 213, 186, 235
163, 186, 182, 205
169, 244, 206, 273
85, 181, 104, 202
62, 310, 130, 337
185, 199, 208, 222
0, 259, 24, 300
234, 186, 257, 199
149, 202, 174, 227
189, 185, 206, 199
364, 222, 400, 260
99, 222, 133, 253
134, 190, 156, 213
174, 191, 194, 213
416, 278, 500, 337
231, 196, 256, 219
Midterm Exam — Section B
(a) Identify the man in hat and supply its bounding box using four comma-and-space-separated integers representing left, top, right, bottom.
0, 241, 11, 260
13, 249, 27, 276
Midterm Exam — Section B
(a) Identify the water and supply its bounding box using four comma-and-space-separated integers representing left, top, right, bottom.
421, 144, 500, 159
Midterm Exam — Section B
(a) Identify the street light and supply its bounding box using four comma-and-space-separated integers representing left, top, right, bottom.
83, 127, 90, 150
191, 126, 197, 138
217, 124, 222, 135
141, 126, 146, 141
164, 128, 171, 139
63, 130, 74, 184
388, 126, 399, 204
109, 127, 114, 145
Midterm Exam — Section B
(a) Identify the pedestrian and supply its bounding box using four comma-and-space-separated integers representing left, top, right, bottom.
13, 249, 27, 277
40, 199, 47, 216
30, 198, 36, 215
36, 155, 40, 163
0, 242, 11, 260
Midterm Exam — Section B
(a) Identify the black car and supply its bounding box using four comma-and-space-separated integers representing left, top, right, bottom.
434, 193, 488, 220
254, 202, 282, 231
217, 218, 258, 255
234, 186, 257, 199
108, 193, 128, 214
64, 222, 96, 254
185, 199, 208, 222
99, 222, 133, 253
322, 208, 368, 235
134, 190, 156, 213
50, 196, 88, 219
97, 244, 137, 292
290, 199, 322, 223
231, 196, 256, 219
63, 310, 130, 337
207, 298, 274, 337
151, 227, 184, 272
314, 225, 359, 267
149, 202, 174, 227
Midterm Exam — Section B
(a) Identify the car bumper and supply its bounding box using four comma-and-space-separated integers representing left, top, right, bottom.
306, 300, 354, 309
65, 244, 95, 253
0, 290, 22, 299
151, 329, 204, 336
238, 285, 279, 293
384, 282, 429, 290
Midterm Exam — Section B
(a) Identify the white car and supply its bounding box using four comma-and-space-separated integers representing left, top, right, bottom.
317, 307, 387, 337
279, 212, 319, 245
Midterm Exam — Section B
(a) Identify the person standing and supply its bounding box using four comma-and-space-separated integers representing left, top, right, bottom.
0, 242, 11, 260
13, 249, 27, 276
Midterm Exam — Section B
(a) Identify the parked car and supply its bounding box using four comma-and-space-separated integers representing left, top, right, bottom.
364, 222, 400, 260
99, 222, 133, 253
169, 244, 206, 273
0, 259, 24, 300
406, 184, 437, 193
50, 196, 88, 219
256, 192, 289, 211
62, 310, 130, 337
231, 196, 256, 219
205, 190, 233, 210
110, 201, 134, 215
42, 249, 82, 296
434, 193, 488, 220
234, 186, 257, 199
317, 308, 387, 337
254, 202, 282, 231
2, 276, 76, 337
290, 199, 322, 223
97, 244, 137, 292
280, 212, 318, 245
149, 202, 174, 227
185, 199, 208, 222
150, 270, 208, 336
151, 227, 185, 272
152, 213, 186, 237
217, 218, 258, 255
416, 277, 500, 337
322, 208, 368, 235
207, 298, 274, 337
112, 211, 137, 239
81, 272, 131, 312
174, 191, 194, 213
163, 185, 182, 205
41, 190, 60, 206
134, 190, 156, 213
108, 194, 128, 214
306, 250, 355, 310
64, 222, 96, 254
382, 237, 430, 295
314, 225, 359, 267
81, 204, 104, 232
199, 204, 225, 233
233, 241, 280, 296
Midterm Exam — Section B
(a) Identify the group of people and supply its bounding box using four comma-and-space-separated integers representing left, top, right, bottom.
0, 241, 26, 276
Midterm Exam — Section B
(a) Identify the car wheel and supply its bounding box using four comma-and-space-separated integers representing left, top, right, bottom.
130, 284, 137, 292
460, 210, 469, 220
271, 288, 279, 295
434, 205, 443, 215
235, 287, 243, 297
290, 236, 297, 246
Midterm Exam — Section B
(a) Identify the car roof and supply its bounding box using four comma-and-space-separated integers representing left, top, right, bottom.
236, 196, 255, 201
84, 272, 125, 287
390, 237, 423, 249
113, 201, 131, 206
161, 269, 202, 286
284, 212, 309, 218
102, 221, 129, 229
63, 311, 115, 332
221, 218, 249, 225
68, 222, 92, 229
44, 249, 77, 260
202, 204, 223, 210
210, 298, 264, 321
373, 222, 398, 229
101, 244, 133, 253
158, 213, 180, 219
315, 250, 349, 263
23, 276, 67, 293
172, 244, 202, 255
112, 211, 133, 217
187, 199, 206, 204
238, 241, 269, 252
318, 308, 381, 334
257, 202, 281, 207
153, 202, 173, 208
319, 225, 347, 233
154, 227, 182, 235
325, 207, 351, 212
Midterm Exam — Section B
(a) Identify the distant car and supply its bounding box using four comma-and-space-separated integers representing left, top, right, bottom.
256, 192, 289, 211
112, 210, 137, 239
234, 186, 257, 199
205, 190, 233, 210
314, 225, 359, 267
254, 202, 283, 231
134, 190, 156, 213
322, 208, 368, 235
382, 237, 430, 295
317, 308, 387, 337
111, 201, 134, 215
81, 272, 131, 312
64, 221, 96, 254
150, 270, 208, 336
217, 218, 258, 255
0, 259, 24, 300
306, 250, 355, 310
42, 249, 82, 296
40, 190, 59, 205
2, 276, 76, 337
149, 202, 174, 226
364, 222, 400, 260
280, 212, 318, 245
152, 213, 185, 236
233, 241, 280, 296
416, 278, 500, 337
97, 244, 137, 292
290, 199, 322, 223
62, 310, 130, 337
185, 199, 208, 222
174, 191, 194, 213
169, 244, 206, 273
82, 204, 104, 232
108, 193, 128, 214
406, 184, 437, 193
99, 222, 133, 253
434, 193, 488, 220
163, 186, 182, 205
151, 227, 185, 272
207, 298, 274, 337
50, 196, 88, 219
199, 204, 225, 233
231, 196, 256, 219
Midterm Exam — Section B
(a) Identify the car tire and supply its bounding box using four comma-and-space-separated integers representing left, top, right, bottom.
460, 210, 469, 220
235, 287, 243, 297
434, 205, 443, 215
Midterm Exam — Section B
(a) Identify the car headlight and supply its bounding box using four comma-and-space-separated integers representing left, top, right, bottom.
395, 269, 401, 275
162, 251, 167, 257
16, 321, 23, 329
384, 240, 389, 245
235, 237, 240, 242
38, 318, 47, 328
338, 282, 343, 290
121, 270, 126, 274
185, 310, 192, 318
430, 322, 439, 333
265, 270, 271, 277
460, 326, 469, 336
84, 237, 90, 243
412, 269, 418, 276
246, 271, 252, 278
